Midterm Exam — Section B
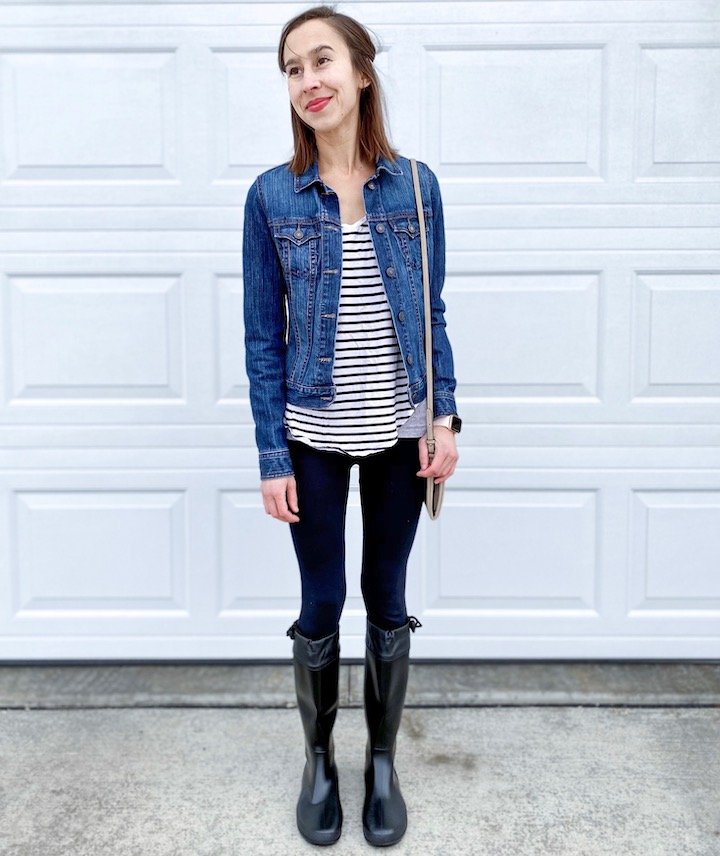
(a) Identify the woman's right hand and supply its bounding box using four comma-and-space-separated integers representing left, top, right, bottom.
261, 475, 300, 523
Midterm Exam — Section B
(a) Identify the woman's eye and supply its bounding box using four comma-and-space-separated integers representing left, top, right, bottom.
288, 57, 330, 76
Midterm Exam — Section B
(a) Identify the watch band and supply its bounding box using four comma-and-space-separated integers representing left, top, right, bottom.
432, 414, 462, 434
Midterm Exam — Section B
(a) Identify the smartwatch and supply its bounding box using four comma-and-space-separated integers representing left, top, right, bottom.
432, 414, 462, 434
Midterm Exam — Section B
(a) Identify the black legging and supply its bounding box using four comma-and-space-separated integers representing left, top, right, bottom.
287, 437, 425, 640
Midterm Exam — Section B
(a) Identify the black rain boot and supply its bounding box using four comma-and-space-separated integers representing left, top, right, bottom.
287, 619, 343, 846
362, 615, 422, 847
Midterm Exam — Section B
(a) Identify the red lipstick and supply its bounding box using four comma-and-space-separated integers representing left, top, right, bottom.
307, 97, 332, 112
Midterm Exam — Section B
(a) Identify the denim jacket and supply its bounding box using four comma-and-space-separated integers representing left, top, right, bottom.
243, 153, 458, 480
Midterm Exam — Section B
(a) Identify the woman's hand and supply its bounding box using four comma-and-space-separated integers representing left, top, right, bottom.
261, 475, 300, 523
416, 426, 459, 484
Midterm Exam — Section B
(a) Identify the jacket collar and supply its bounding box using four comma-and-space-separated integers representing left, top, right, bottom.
293, 153, 403, 193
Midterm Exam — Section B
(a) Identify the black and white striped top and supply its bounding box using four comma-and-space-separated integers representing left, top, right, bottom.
284, 215, 427, 455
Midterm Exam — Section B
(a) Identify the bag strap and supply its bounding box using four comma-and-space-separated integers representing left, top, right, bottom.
409, 158, 435, 456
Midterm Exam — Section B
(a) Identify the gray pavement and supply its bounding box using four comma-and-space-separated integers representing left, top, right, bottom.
1, 700, 719, 855
2, 661, 720, 709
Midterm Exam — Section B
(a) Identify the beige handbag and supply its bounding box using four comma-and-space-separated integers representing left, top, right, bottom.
410, 158, 444, 520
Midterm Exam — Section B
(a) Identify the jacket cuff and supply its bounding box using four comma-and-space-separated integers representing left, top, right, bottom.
433, 393, 458, 419
259, 448, 295, 481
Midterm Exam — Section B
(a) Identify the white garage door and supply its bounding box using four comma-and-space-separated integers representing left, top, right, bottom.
1, 1, 718, 660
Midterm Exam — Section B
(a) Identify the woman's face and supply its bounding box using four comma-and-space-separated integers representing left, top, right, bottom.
282, 20, 369, 139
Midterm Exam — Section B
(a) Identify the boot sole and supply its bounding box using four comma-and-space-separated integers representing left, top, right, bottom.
362, 820, 407, 847
297, 817, 343, 846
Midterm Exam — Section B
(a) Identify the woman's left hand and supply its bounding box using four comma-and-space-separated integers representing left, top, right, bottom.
416, 426, 459, 484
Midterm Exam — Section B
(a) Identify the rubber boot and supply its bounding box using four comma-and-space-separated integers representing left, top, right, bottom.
362, 615, 422, 847
287, 619, 343, 846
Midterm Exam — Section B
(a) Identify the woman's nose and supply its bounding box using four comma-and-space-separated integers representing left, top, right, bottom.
302, 70, 321, 91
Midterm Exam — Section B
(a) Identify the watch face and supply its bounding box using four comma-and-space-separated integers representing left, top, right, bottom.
450, 415, 462, 433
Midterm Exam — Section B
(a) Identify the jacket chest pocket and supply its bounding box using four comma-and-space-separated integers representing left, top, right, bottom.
272, 224, 322, 285
389, 217, 425, 272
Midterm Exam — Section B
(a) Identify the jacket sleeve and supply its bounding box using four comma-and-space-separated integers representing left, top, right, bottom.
242, 177, 295, 480
426, 165, 459, 418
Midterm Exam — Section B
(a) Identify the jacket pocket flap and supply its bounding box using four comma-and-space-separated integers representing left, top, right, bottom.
389, 218, 421, 238
273, 224, 321, 246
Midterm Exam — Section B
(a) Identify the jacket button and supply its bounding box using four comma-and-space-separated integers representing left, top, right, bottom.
294, 228, 303, 240
386, 266, 395, 277
376, 223, 385, 233
368, 181, 376, 190
398, 310, 406, 322
408, 223, 416, 233
406, 354, 414, 365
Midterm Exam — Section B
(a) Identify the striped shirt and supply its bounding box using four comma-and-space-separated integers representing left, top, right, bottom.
284, 214, 427, 455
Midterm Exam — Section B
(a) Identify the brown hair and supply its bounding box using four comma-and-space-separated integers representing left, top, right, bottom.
277, 4, 400, 175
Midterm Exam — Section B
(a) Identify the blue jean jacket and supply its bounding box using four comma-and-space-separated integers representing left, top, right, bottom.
243, 153, 458, 480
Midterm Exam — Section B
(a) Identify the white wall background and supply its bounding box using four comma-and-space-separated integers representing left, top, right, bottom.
0, 1, 719, 660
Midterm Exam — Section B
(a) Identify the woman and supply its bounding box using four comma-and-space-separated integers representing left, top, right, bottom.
242, 4, 461, 847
